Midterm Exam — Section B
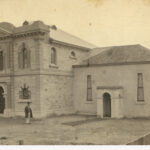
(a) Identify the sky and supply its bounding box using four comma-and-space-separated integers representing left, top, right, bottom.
0, 0, 150, 48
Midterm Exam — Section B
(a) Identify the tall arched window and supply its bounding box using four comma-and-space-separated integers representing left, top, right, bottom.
18, 43, 31, 69
0, 51, 3, 70
51, 47, 57, 65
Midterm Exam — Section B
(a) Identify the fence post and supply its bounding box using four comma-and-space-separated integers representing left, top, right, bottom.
18, 140, 24, 145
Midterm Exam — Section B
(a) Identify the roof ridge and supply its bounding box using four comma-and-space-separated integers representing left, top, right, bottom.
80, 44, 150, 66
51, 27, 96, 48
94, 44, 141, 50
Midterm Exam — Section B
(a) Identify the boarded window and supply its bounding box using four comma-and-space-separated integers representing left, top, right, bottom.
51, 47, 57, 65
0, 51, 3, 71
137, 73, 144, 101
87, 75, 92, 101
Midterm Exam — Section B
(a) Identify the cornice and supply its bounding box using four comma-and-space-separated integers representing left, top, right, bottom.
49, 38, 91, 51
0, 69, 73, 77
73, 61, 150, 68
0, 29, 49, 41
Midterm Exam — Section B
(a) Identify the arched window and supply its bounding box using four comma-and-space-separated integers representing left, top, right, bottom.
51, 47, 57, 65
18, 43, 31, 69
0, 51, 3, 70
71, 51, 76, 57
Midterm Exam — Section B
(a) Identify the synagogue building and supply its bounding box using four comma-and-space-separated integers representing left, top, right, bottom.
0, 21, 149, 118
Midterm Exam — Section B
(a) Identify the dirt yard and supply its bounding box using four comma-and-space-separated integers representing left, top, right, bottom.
0, 115, 150, 145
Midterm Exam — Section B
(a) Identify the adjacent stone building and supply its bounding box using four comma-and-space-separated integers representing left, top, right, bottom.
73, 45, 150, 118
0, 20, 150, 118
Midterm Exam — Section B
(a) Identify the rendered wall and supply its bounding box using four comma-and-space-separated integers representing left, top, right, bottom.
73, 64, 150, 118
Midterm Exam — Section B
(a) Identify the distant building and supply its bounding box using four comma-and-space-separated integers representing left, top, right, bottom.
0, 21, 149, 118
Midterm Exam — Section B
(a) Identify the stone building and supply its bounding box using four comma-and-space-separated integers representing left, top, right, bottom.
0, 21, 95, 118
73, 45, 150, 118
0, 20, 150, 119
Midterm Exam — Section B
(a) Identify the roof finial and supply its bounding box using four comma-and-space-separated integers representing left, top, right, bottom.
23, 20, 29, 26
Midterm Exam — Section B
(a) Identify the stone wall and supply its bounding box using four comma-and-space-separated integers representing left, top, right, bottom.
0, 41, 12, 73
40, 73, 74, 117
0, 28, 91, 118
14, 75, 41, 118
13, 37, 38, 71
41, 42, 89, 71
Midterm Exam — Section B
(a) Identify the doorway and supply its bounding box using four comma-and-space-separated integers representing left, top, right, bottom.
0, 86, 5, 114
103, 92, 111, 117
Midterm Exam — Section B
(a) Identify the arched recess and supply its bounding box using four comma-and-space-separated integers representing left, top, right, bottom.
18, 42, 31, 69
103, 92, 111, 117
96, 86, 123, 118
51, 47, 57, 65
0, 45, 6, 71
0, 86, 5, 114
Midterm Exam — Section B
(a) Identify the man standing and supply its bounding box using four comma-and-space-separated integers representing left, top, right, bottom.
24, 102, 33, 124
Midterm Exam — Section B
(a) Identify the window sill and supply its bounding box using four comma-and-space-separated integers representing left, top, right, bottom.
18, 68, 31, 70
69, 56, 77, 60
18, 100, 32, 103
85, 100, 94, 104
49, 64, 58, 69
135, 101, 146, 105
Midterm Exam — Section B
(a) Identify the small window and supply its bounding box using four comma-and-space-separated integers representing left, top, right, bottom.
71, 51, 76, 57
87, 75, 92, 101
51, 47, 57, 65
137, 73, 144, 101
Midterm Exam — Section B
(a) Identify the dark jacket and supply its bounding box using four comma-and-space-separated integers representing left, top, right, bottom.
24, 106, 33, 118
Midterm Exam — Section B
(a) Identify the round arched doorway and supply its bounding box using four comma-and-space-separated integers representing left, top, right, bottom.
103, 92, 111, 117
0, 86, 5, 114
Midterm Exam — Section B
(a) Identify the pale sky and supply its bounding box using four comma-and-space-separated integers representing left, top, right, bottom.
0, 0, 150, 48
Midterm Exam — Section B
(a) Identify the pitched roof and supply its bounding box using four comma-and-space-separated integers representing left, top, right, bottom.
0, 22, 15, 33
78, 44, 150, 66
49, 27, 96, 49
0, 21, 95, 49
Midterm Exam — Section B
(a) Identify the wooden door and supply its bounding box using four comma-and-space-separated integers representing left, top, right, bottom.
103, 93, 111, 117
0, 87, 5, 114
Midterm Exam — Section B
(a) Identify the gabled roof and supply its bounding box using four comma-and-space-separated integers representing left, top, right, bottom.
50, 27, 96, 49
76, 44, 150, 66
0, 22, 15, 33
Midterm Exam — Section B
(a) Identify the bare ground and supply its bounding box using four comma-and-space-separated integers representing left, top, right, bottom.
0, 115, 150, 145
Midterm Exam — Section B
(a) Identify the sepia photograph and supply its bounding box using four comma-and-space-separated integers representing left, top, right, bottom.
0, 0, 150, 148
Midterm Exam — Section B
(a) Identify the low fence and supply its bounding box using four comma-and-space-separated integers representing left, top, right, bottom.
127, 134, 150, 145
